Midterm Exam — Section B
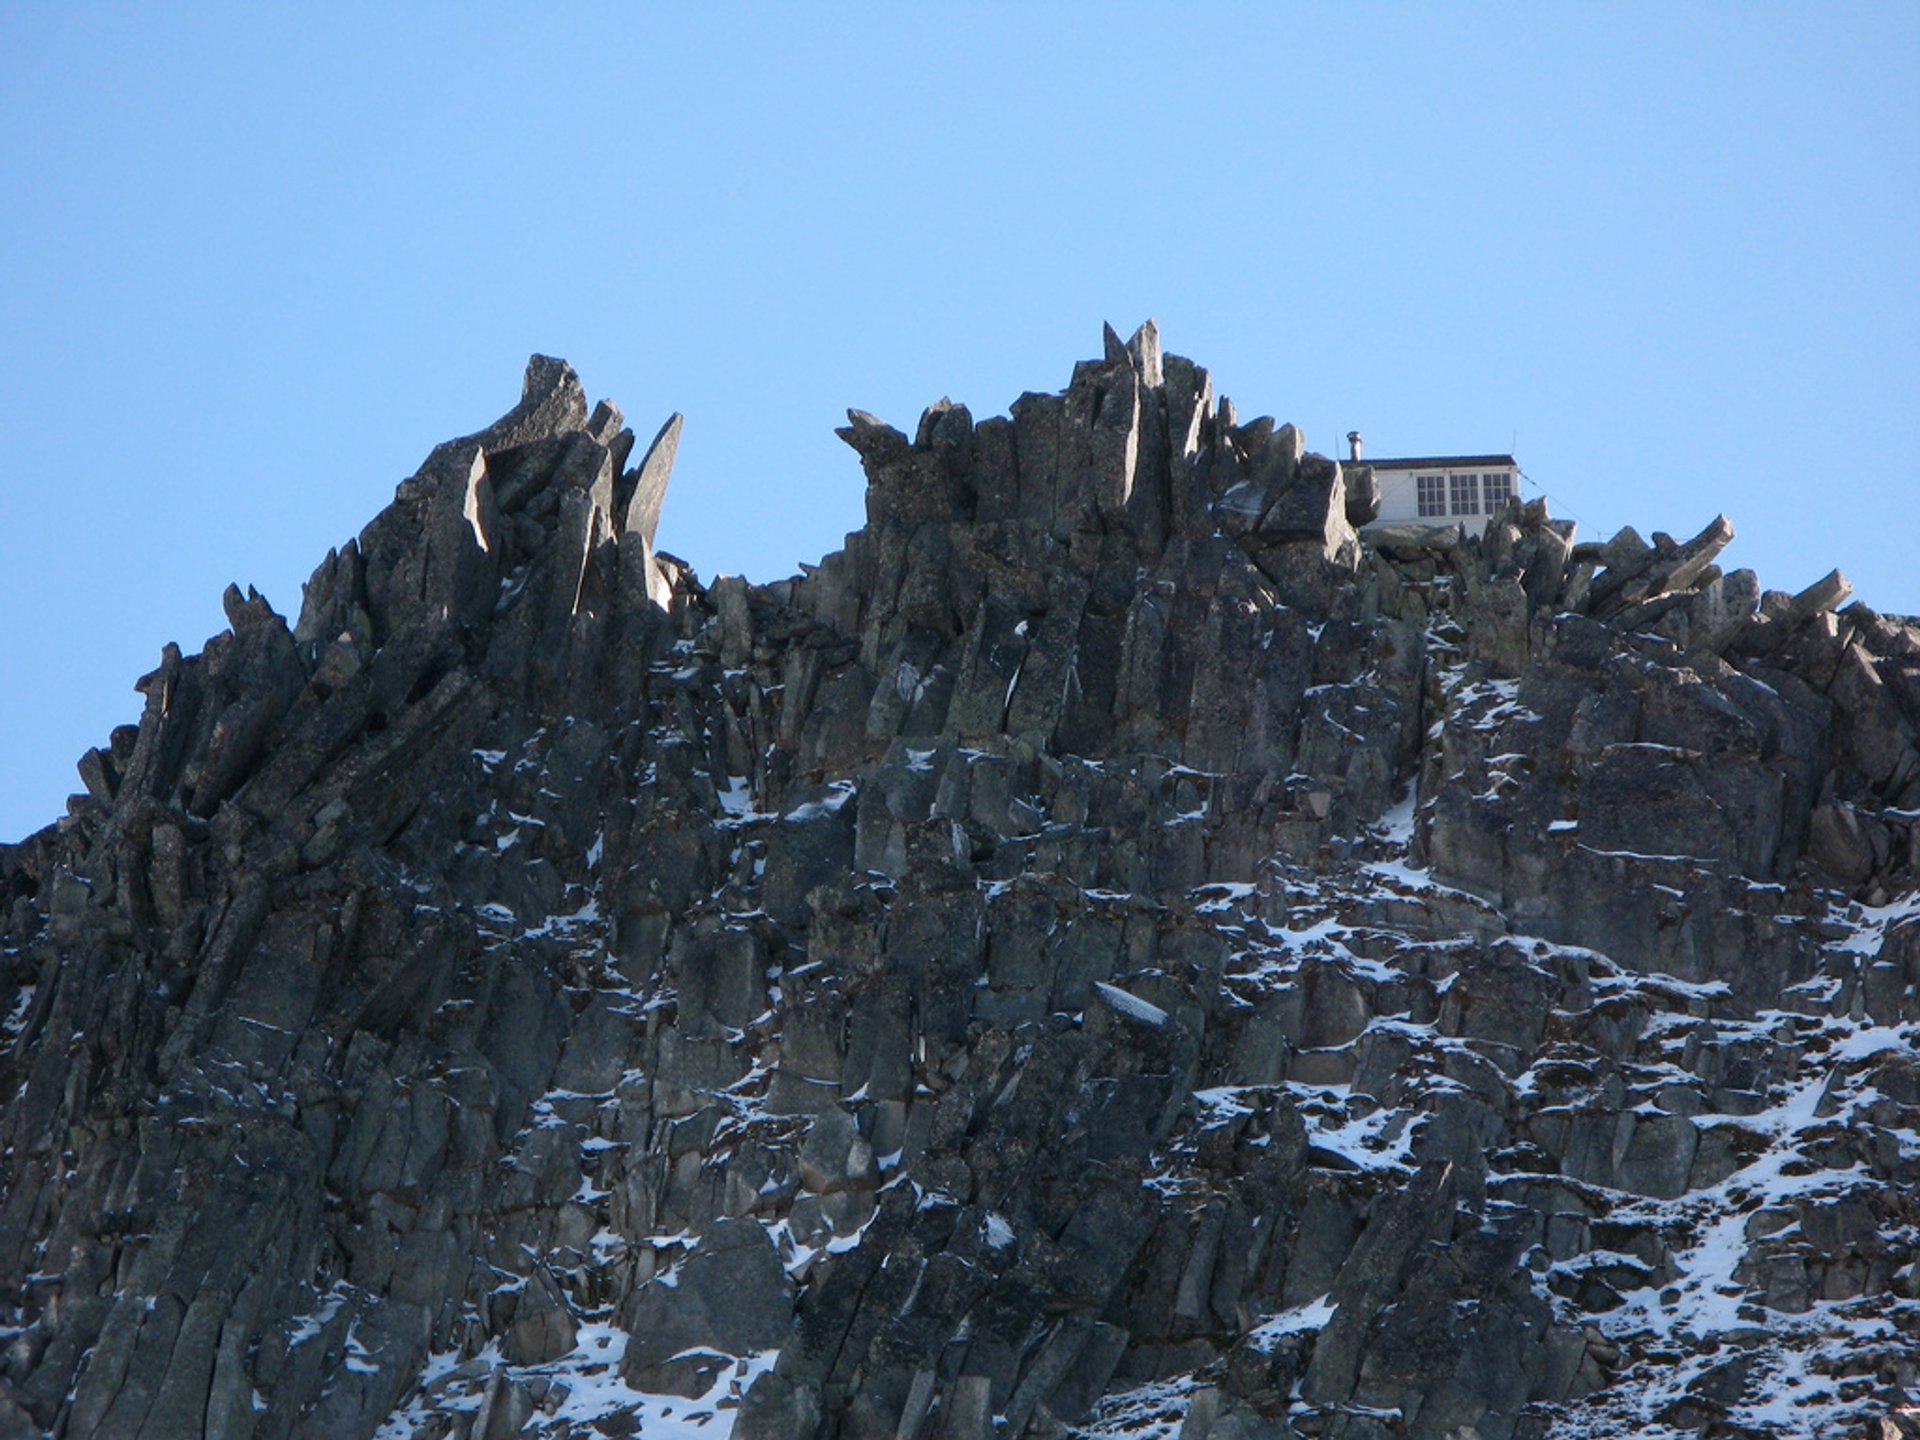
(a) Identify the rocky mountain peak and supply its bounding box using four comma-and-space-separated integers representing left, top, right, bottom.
1, 326, 1916, 1440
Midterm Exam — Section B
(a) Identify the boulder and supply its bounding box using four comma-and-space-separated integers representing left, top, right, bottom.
621, 1218, 795, 1396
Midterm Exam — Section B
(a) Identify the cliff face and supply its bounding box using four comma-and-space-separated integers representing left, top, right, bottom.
1, 326, 1916, 1440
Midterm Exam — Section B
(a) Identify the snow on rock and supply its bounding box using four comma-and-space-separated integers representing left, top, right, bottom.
1093, 980, 1170, 1029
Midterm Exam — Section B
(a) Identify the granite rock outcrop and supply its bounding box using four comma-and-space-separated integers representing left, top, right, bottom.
2, 325, 1916, 1440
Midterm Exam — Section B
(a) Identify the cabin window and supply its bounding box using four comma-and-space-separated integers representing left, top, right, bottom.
1449, 472, 1479, 516
1416, 474, 1446, 517
1483, 471, 1514, 510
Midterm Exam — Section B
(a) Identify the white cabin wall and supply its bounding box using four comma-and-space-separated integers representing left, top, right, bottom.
1363, 463, 1520, 538
1374, 469, 1424, 526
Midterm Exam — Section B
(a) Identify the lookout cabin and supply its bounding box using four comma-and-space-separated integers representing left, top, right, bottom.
1346, 432, 1522, 538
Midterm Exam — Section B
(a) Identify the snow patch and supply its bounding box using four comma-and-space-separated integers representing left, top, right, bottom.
1093, 981, 1168, 1028
1246, 1293, 1337, 1347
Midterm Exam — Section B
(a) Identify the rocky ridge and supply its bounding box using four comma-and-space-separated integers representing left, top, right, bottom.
1, 325, 1916, 1440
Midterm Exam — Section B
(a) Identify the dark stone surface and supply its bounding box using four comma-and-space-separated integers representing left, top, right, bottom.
1, 330, 1915, 1440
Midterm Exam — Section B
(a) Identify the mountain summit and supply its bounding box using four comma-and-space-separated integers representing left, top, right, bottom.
2, 327, 1915, 1440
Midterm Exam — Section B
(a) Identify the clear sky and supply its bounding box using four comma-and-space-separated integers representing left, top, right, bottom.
2, 5, 1916, 842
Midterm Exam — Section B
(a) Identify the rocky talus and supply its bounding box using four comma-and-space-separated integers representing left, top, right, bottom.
2, 326, 1917, 1440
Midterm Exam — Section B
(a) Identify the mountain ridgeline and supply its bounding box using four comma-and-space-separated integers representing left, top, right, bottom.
2, 326, 1916, 1440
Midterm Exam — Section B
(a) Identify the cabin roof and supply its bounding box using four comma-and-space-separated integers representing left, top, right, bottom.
1363, 455, 1517, 470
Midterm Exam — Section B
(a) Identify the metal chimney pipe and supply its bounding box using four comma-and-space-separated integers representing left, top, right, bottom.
1347, 431, 1363, 462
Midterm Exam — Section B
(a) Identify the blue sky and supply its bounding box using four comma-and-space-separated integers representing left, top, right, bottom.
3, 6, 1916, 841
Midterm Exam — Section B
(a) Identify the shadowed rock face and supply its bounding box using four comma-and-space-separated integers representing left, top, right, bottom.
2, 326, 1917, 1440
